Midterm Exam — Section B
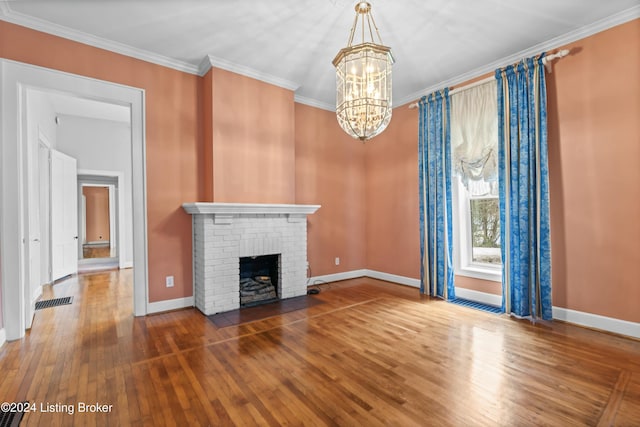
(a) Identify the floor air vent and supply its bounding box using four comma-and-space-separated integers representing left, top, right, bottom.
0, 402, 28, 426
35, 296, 73, 310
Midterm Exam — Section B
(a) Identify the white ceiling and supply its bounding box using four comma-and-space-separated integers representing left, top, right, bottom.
2, 1, 638, 109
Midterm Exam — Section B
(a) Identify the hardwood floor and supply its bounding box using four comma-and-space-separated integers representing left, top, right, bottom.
82, 244, 112, 259
1, 271, 639, 426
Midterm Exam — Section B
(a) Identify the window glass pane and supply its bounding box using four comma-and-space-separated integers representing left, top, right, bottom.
470, 198, 501, 264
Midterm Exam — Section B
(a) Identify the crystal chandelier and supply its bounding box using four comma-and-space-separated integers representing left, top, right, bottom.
333, 1, 394, 142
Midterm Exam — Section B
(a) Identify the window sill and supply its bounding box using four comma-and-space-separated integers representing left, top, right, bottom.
456, 265, 502, 283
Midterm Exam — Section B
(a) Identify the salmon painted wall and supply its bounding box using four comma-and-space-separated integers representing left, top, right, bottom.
455, 276, 501, 295
365, 19, 640, 323
295, 103, 366, 276
547, 19, 640, 323
0, 21, 201, 302
208, 68, 296, 204
83, 187, 110, 242
200, 71, 214, 202
365, 106, 421, 279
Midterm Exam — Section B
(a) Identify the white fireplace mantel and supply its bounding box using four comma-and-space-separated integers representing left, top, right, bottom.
182, 202, 321, 216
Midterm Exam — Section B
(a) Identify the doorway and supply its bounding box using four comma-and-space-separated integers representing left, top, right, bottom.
81, 185, 114, 259
1, 59, 148, 341
77, 174, 123, 272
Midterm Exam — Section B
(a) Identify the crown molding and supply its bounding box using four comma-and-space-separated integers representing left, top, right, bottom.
0, 3, 201, 75
0, 2, 301, 94
2, 2, 637, 108
294, 94, 335, 112
396, 5, 640, 107
199, 54, 300, 91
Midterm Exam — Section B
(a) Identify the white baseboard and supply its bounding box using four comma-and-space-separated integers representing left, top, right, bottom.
552, 306, 640, 339
365, 270, 421, 288
32, 284, 43, 305
306, 269, 640, 340
147, 296, 194, 314
455, 287, 502, 306
308, 269, 367, 286
308, 268, 420, 288
86, 241, 110, 246
0, 328, 6, 348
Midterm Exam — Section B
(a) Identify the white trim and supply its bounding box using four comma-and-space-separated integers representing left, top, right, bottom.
552, 306, 640, 340
77, 169, 127, 269
0, 4, 200, 75
294, 95, 335, 112
451, 175, 502, 283
147, 296, 194, 314
200, 55, 300, 90
454, 287, 502, 307
308, 269, 367, 285
0, 328, 6, 348
121, 261, 133, 269
455, 267, 502, 283
1, 59, 148, 341
182, 202, 321, 216
308, 269, 420, 288
31, 282, 43, 304
2, 2, 637, 109
1, 60, 28, 339
365, 269, 421, 288
108, 183, 116, 254
397, 5, 640, 107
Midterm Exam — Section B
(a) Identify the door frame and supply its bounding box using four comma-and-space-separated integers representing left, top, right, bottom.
1, 59, 149, 341
37, 133, 52, 287
77, 171, 126, 269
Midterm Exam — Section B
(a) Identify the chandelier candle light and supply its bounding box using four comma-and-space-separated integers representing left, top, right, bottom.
333, 1, 394, 142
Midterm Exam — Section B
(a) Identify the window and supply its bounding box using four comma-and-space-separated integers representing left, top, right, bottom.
450, 79, 501, 282
453, 176, 502, 281
470, 194, 500, 264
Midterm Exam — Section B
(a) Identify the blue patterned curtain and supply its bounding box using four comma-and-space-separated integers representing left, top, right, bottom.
418, 90, 455, 299
496, 55, 552, 320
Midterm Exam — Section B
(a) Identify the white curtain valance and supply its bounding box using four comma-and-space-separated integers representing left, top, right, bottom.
450, 79, 498, 187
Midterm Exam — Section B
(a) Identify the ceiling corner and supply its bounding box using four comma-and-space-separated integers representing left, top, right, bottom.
206, 54, 301, 92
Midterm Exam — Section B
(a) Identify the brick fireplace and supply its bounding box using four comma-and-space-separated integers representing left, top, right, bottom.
182, 203, 320, 315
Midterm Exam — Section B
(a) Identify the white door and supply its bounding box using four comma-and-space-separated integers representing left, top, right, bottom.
51, 150, 78, 281
39, 141, 51, 285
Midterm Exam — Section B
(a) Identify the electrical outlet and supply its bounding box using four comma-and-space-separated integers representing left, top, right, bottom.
335, 257, 340, 266
166, 276, 174, 288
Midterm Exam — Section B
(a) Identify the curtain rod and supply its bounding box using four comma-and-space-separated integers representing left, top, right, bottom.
407, 49, 570, 109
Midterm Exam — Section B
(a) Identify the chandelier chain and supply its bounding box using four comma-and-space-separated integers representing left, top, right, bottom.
345, 2, 384, 47
368, 11, 384, 45
347, 12, 359, 46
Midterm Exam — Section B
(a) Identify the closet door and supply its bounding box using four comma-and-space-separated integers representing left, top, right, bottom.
51, 149, 78, 281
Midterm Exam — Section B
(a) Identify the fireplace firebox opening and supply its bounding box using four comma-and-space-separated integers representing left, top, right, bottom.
239, 254, 280, 307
